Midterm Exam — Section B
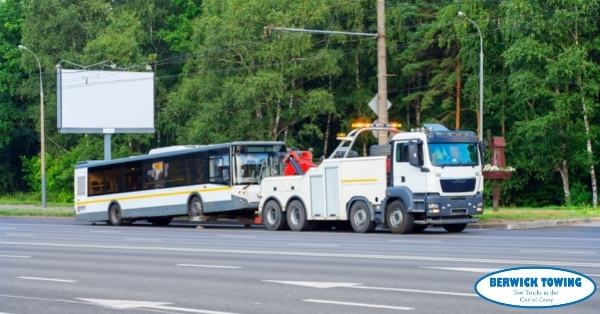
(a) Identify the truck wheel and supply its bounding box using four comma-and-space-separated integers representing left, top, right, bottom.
443, 223, 467, 233
108, 203, 123, 226
286, 200, 310, 231
262, 200, 287, 231
349, 201, 375, 233
386, 200, 414, 234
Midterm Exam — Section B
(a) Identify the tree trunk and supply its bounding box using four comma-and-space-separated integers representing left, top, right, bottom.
578, 78, 598, 207
355, 52, 360, 89
455, 60, 462, 130
557, 159, 572, 205
323, 113, 331, 157
415, 102, 421, 126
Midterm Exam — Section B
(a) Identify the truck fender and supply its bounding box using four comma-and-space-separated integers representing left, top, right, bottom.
284, 195, 307, 213
346, 196, 376, 222
260, 196, 283, 214
383, 186, 414, 213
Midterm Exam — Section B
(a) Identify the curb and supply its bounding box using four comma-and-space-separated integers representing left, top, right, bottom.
470, 217, 600, 230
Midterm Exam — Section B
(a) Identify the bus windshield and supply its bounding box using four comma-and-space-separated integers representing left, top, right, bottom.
234, 148, 282, 184
428, 142, 479, 167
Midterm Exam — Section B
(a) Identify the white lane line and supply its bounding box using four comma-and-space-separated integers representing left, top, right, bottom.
421, 267, 498, 273
351, 285, 477, 297
387, 239, 443, 243
0, 312, 14, 314
0, 254, 31, 259
588, 274, 600, 277
17, 276, 77, 283
124, 237, 164, 242
304, 299, 413, 311
5, 233, 35, 237
79, 298, 239, 314
435, 235, 600, 242
519, 249, 595, 255
177, 264, 242, 269
286, 243, 339, 247
216, 235, 256, 239
3, 241, 600, 268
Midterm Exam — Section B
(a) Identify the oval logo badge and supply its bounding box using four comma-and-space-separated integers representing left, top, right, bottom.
475, 267, 596, 308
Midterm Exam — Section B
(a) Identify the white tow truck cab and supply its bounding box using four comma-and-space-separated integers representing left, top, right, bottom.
258, 123, 484, 233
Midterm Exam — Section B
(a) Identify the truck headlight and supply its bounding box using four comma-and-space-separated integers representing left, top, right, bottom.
428, 203, 440, 214
476, 202, 484, 213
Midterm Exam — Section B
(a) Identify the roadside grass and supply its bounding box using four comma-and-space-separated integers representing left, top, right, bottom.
479, 207, 600, 222
0, 192, 71, 207
0, 207, 74, 217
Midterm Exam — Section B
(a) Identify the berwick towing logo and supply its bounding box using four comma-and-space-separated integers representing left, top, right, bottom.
475, 267, 596, 308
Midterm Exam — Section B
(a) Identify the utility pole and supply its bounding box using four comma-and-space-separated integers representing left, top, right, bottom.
376, 0, 388, 145
267, 1, 390, 144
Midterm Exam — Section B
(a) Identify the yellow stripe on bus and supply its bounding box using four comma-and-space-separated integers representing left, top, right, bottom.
74, 186, 231, 206
341, 178, 379, 185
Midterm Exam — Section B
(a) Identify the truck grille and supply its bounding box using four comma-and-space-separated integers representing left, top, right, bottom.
440, 178, 476, 193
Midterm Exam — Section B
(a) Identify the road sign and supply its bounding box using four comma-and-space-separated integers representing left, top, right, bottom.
368, 94, 392, 116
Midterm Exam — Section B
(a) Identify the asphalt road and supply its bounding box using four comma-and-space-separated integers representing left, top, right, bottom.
0, 218, 599, 314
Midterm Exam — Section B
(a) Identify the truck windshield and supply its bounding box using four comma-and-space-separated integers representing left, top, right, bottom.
428, 143, 479, 167
234, 151, 282, 184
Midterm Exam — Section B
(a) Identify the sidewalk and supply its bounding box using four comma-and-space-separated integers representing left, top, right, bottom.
470, 217, 600, 230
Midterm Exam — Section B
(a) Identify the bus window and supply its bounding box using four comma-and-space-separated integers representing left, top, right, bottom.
104, 165, 122, 194
187, 152, 208, 185
144, 160, 165, 190
123, 162, 143, 192
88, 167, 105, 196
164, 157, 186, 188
209, 150, 230, 185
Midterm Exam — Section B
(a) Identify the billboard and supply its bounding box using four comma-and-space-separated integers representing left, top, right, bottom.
57, 68, 154, 133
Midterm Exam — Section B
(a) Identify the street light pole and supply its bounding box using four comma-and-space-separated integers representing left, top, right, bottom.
18, 45, 46, 208
458, 12, 484, 142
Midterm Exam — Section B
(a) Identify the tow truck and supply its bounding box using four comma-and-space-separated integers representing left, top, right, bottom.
258, 123, 484, 233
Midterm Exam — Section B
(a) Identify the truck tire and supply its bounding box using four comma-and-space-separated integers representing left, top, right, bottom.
443, 223, 467, 233
108, 203, 123, 226
349, 201, 375, 233
286, 200, 310, 231
262, 200, 287, 231
386, 200, 414, 234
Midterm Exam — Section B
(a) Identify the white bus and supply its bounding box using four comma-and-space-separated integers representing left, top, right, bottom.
74, 141, 285, 226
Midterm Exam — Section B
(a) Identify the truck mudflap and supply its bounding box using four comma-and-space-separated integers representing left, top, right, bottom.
415, 216, 479, 225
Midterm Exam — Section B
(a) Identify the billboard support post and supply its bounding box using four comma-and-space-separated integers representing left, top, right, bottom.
104, 133, 111, 160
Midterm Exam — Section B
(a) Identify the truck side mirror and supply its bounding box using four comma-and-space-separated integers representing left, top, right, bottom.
408, 141, 422, 167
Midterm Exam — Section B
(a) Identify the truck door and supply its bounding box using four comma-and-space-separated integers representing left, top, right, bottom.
392, 141, 428, 193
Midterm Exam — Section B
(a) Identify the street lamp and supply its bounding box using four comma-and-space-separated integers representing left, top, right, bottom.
457, 11, 484, 142
18, 44, 46, 208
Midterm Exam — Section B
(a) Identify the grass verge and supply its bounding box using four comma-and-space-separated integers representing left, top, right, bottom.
0, 193, 71, 207
0, 207, 74, 217
479, 207, 600, 222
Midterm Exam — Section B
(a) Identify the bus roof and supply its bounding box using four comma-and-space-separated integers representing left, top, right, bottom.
75, 141, 286, 169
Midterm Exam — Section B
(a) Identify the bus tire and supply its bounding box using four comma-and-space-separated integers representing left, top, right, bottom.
286, 200, 310, 231
349, 201, 375, 233
108, 203, 123, 226
149, 216, 173, 226
188, 195, 203, 220
443, 223, 467, 233
262, 200, 287, 231
386, 200, 414, 234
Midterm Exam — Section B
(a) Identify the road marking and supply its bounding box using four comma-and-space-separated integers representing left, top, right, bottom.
5, 233, 34, 237
519, 249, 595, 255
216, 235, 256, 239
124, 237, 164, 242
437, 234, 600, 242
286, 242, 339, 247
0, 312, 14, 314
304, 299, 413, 311
78, 298, 238, 314
420, 267, 498, 273
177, 264, 242, 269
0, 255, 31, 259
264, 280, 476, 297
3, 241, 600, 268
588, 274, 600, 277
17, 276, 77, 283
262, 280, 361, 289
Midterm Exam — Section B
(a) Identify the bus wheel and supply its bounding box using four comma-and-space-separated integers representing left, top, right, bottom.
149, 216, 173, 226
349, 201, 375, 233
188, 195, 203, 220
262, 200, 287, 231
386, 200, 414, 234
108, 203, 123, 226
443, 223, 467, 233
286, 200, 310, 231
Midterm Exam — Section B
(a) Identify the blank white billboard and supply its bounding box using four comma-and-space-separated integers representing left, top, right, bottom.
57, 69, 154, 133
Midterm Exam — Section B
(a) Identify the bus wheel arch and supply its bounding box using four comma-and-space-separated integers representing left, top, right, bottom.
108, 201, 123, 226
262, 197, 287, 231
